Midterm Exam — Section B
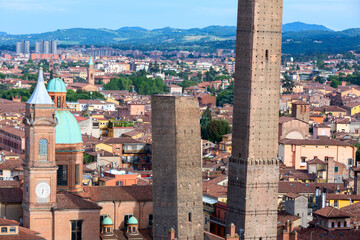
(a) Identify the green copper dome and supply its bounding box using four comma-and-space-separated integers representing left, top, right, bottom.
102, 216, 113, 225
128, 216, 138, 225
55, 110, 83, 144
47, 78, 67, 93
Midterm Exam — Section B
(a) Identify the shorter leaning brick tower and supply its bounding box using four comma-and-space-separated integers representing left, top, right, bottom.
152, 95, 203, 240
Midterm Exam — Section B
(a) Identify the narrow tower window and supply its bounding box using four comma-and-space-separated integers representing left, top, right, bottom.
265, 50, 269, 59
39, 139, 48, 156
75, 164, 79, 185
57, 96, 61, 108
57, 165, 68, 186
188, 212, 192, 222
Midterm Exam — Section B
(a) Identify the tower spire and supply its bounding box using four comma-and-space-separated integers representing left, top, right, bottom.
89, 56, 94, 65
27, 66, 53, 105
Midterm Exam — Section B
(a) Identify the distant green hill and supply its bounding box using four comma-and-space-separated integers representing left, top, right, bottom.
0, 23, 359, 55
283, 22, 333, 32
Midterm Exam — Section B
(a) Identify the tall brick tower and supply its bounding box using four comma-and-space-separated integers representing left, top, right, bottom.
22, 67, 57, 240
152, 95, 203, 240
226, 0, 283, 239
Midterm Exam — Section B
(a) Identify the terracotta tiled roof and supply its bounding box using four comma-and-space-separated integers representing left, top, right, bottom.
104, 137, 141, 144
81, 185, 152, 202
307, 158, 326, 165
314, 206, 354, 218
0, 188, 22, 203
317, 123, 331, 128
0, 218, 19, 226
297, 226, 360, 240
0, 159, 23, 170
279, 116, 296, 124
278, 181, 311, 194
277, 210, 301, 227
55, 192, 102, 210
279, 137, 352, 147
326, 193, 360, 201
285, 192, 302, 199
0, 180, 21, 188
323, 106, 347, 112
293, 100, 309, 105
341, 201, 360, 217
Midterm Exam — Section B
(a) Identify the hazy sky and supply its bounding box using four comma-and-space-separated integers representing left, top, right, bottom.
0, 0, 359, 34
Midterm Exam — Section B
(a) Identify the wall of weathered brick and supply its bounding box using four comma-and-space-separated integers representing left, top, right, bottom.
152, 95, 203, 240
227, 0, 283, 238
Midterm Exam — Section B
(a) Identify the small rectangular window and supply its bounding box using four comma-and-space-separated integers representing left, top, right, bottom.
335, 166, 339, 173
9, 227, 16, 233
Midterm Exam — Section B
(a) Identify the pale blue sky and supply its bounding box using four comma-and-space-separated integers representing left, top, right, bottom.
0, 0, 359, 34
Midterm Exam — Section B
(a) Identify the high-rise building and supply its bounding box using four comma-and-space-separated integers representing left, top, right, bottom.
51, 40, 57, 54
35, 42, 41, 53
16, 42, 22, 54
15, 40, 30, 54
152, 95, 204, 240
226, 0, 283, 239
24, 40, 30, 54
43, 41, 50, 54
35, 40, 57, 54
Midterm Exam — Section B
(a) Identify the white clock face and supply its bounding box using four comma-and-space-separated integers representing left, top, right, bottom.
35, 182, 51, 199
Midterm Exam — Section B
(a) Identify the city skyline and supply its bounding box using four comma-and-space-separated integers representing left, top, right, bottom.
0, 0, 359, 34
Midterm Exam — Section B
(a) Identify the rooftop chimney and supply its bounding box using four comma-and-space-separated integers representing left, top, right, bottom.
168, 228, 175, 240
322, 188, 327, 208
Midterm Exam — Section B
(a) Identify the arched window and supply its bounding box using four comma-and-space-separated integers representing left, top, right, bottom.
338, 221, 341, 227
344, 221, 347, 227
39, 139, 48, 156
331, 222, 335, 228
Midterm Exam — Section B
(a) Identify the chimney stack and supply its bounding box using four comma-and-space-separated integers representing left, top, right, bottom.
322, 188, 327, 208
226, 223, 239, 240
168, 228, 175, 240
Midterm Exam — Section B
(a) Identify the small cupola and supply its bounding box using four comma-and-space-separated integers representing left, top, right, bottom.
47, 78, 67, 109
101, 215, 114, 236
126, 216, 139, 235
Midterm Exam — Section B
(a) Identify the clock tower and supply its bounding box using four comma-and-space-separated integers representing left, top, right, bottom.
22, 67, 57, 240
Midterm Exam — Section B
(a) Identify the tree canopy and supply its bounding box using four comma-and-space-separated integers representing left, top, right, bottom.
104, 74, 166, 95
66, 89, 105, 102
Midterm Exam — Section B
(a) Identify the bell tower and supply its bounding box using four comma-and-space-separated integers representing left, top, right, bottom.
87, 56, 95, 85
22, 66, 57, 240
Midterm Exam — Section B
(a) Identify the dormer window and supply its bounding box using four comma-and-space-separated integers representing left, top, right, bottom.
1, 227, 7, 233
